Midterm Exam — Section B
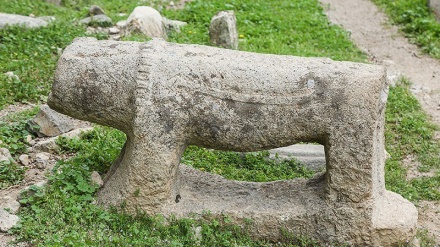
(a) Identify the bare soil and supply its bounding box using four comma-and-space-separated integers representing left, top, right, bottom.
320, 0, 440, 244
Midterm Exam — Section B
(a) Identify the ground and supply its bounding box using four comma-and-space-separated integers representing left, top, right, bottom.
1, 0, 440, 245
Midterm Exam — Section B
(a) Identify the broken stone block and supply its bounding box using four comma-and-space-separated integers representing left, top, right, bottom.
48, 38, 417, 245
163, 17, 187, 33
209, 11, 238, 49
122, 6, 166, 39
0, 209, 19, 232
27, 105, 78, 137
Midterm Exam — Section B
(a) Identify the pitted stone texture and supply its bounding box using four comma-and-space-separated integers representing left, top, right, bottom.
48, 38, 417, 245
0, 13, 48, 29
0, 210, 19, 232
209, 11, 238, 49
122, 6, 166, 39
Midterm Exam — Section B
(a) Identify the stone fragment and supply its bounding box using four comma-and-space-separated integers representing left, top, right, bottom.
209, 11, 238, 49
163, 17, 187, 33
116, 20, 127, 29
0, 13, 48, 29
0, 148, 12, 163
122, 6, 166, 39
0, 209, 19, 232
79, 14, 112, 27
35, 152, 50, 169
27, 105, 77, 137
91, 171, 104, 187
18, 154, 29, 166
269, 144, 325, 171
48, 38, 417, 246
0, 196, 20, 214
4, 71, 19, 80
89, 5, 105, 16
33, 127, 94, 153
108, 27, 120, 34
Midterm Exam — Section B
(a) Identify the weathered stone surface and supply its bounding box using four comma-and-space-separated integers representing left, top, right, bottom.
122, 6, 166, 39
89, 5, 105, 16
35, 152, 50, 169
27, 105, 79, 137
0, 148, 12, 163
209, 11, 238, 49
429, 0, 440, 21
0, 196, 20, 214
0, 13, 48, 29
163, 17, 187, 33
0, 209, 19, 232
18, 154, 29, 166
269, 144, 325, 171
79, 14, 112, 26
48, 38, 417, 245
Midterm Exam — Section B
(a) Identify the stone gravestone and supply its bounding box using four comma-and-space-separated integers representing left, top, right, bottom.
48, 38, 417, 246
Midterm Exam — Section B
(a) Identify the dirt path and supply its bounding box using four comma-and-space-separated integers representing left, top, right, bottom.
319, 0, 440, 244
320, 0, 440, 124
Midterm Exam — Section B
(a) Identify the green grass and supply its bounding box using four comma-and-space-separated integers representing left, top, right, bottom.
372, 0, 440, 58
0, 0, 439, 245
385, 78, 440, 201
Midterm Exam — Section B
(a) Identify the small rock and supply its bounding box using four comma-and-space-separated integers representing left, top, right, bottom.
79, 14, 112, 27
209, 10, 239, 50
116, 20, 127, 29
26, 135, 33, 143
4, 71, 19, 80
33, 127, 94, 153
0, 148, 12, 163
0, 13, 48, 29
163, 17, 187, 33
122, 6, 167, 39
91, 171, 104, 187
19, 154, 29, 166
0, 209, 19, 232
89, 5, 106, 16
0, 196, 21, 214
111, 35, 121, 41
118, 13, 127, 17
108, 27, 120, 34
169, 1, 175, 6
35, 152, 50, 169
27, 105, 78, 137
29, 14, 35, 18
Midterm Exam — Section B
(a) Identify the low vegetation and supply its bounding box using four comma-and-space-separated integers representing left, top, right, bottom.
372, 0, 440, 59
0, 0, 439, 246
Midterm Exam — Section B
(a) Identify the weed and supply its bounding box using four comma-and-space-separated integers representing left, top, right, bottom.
0, 160, 26, 189
372, 0, 440, 59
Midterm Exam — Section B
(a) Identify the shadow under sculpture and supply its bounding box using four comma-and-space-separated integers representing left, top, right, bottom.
48, 38, 417, 246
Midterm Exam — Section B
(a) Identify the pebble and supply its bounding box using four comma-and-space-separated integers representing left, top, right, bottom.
19, 154, 29, 166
